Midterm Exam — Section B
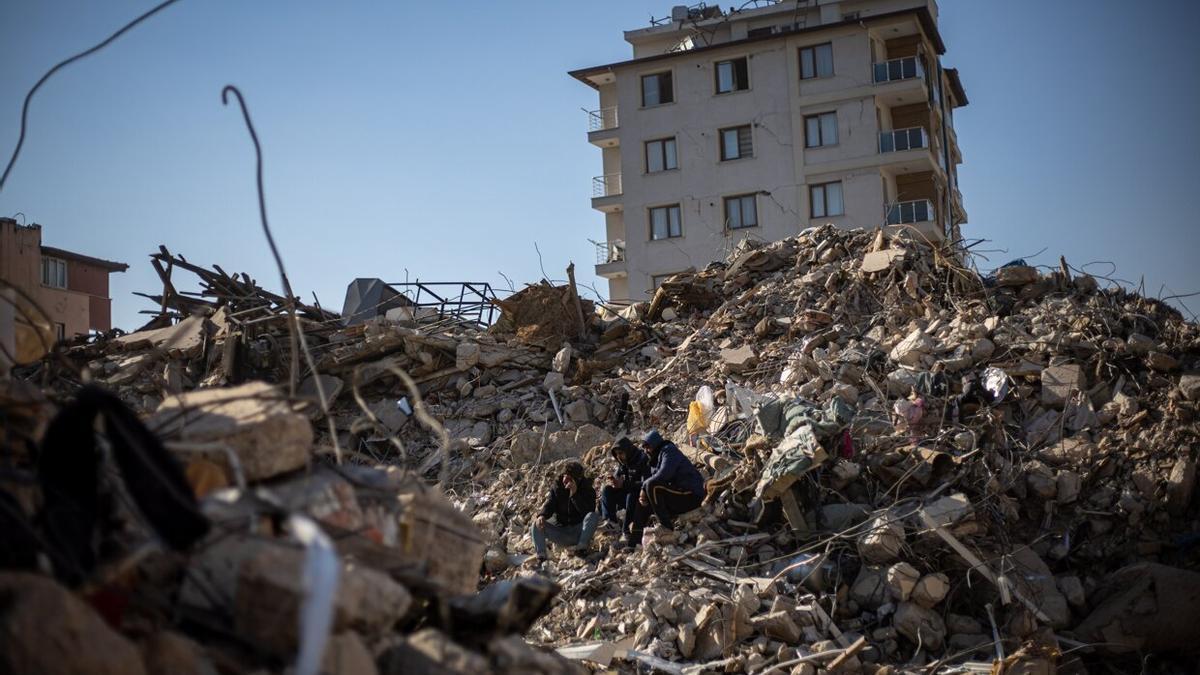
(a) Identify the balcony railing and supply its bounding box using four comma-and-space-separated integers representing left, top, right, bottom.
879, 127, 928, 153
887, 199, 935, 225
592, 173, 622, 198
587, 107, 619, 132
873, 56, 923, 84
595, 239, 626, 265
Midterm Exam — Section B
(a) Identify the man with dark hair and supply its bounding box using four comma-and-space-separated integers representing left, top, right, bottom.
599, 437, 651, 537
531, 461, 599, 562
622, 430, 705, 549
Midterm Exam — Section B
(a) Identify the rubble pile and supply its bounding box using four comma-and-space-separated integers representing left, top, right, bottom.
3, 225, 1198, 674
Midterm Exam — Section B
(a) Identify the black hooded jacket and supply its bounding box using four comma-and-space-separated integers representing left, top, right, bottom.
610, 446, 652, 491
540, 475, 597, 526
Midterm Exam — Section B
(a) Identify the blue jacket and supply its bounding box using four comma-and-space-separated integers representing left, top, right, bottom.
643, 434, 705, 498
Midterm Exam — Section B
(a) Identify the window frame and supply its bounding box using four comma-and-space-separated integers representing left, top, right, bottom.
804, 111, 839, 148
809, 181, 845, 218
723, 193, 759, 230
41, 256, 68, 289
641, 71, 675, 107
714, 56, 750, 94
799, 42, 834, 80
719, 124, 753, 161
644, 137, 679, 173
648, 203, 683, 241
651, 272, 681, 290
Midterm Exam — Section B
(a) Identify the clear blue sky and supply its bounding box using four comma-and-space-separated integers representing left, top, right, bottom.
2, 1, 1197, 330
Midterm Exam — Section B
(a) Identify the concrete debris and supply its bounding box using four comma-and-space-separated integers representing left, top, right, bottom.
7, 228, 1199, 674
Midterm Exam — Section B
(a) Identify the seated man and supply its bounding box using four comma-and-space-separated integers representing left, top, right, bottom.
625, 430, 706, 548
531, 461, 599, 562
599, 438, 651, 536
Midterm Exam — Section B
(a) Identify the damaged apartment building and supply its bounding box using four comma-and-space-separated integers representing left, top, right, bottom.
571, 0, 968, 303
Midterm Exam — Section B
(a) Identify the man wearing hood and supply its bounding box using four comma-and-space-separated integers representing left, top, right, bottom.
600, 437, 651, 537
531, 461, 599, 562
623, 430, 706, 548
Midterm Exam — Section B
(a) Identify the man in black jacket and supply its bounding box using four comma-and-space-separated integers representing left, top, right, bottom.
623, 430, 706, 548
599, 438, 651, 536
531, 461, 599, 561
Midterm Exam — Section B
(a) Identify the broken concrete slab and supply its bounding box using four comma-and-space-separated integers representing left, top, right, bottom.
150, 380, 312, 482
1041, 363, 1086, 408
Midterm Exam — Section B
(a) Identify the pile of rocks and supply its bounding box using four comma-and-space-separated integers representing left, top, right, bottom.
5, 226, 1198, 674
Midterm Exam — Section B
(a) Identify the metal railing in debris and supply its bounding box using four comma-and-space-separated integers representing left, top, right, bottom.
873, 56, 923, 84
594, 239, 626, 265
886, 199, 935, 225
385, 281, 500, 327
592, 173, 622, 198
879, 127, 929, 153
587, 107, 618, 132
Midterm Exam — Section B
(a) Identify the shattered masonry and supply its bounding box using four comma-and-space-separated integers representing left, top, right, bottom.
2, 224, 1198, 674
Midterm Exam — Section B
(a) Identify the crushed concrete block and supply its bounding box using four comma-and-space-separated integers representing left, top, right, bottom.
1179, 373, 1200, 402
552, 344, 573, 373
750, 610, 801, 644
455, 342, 481, 371
850, 565, 888, 609
1146, 351, 1179, 372
820, 502, 871, 530
885, 562, 921, 602
720, 345, 758, 373
543, 372, 565, 391
995, 265, 1039, 286
1056, 470, 1081, 504
1041, 364, 1086, 408
0, 572, 147, 675
857, 514, 904, 564
564, 399, 591, 423
235, 542, 413, 657
322, 632, 379, 675
893, 601, 946, 651
1165, 457, 1195, 516
141, 631, 218, 675
922, 493, 973, 528
910, 573, 950, 608
889, 329, 934, 367
150, 381, 312, 482
1056, 575, 1086, 608
945, 614, 983, 635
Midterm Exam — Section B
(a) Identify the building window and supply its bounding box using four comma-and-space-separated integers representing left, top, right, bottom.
41, 257, 67, 289
720, 125, 753, 161
724, 194, 758, 230
645, 137, 678, 173
641, 71, 674, 107
649, 204, 682, 240
810, 182, 844, 218
804, 112, 838, 147
715, 57, 749, 94
799, 43, 834, 79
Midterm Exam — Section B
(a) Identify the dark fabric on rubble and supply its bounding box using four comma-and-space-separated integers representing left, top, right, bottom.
642, 435, 705, 498
0, 489, 39, 570
539, 471, 597, 527
37, 386, 209, 584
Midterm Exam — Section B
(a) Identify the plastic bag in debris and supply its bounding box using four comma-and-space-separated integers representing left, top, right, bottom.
981, 367, 1011, 403
687, 386, 716, 437
726, 380, 770, 419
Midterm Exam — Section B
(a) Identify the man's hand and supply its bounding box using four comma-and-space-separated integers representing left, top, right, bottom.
534, 515, 545, 530
563, 474, 577, 496
611, 475, 624, 489
638, 490, 649, 507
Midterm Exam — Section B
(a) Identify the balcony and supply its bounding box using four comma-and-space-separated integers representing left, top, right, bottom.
586, 107, 619, 147
594, 239, 627, 279
591, 174, 623, 212
873, 56, 923, 84
879, 127, 928, 153
884, 199, 944, 242
887, 199, 934, 225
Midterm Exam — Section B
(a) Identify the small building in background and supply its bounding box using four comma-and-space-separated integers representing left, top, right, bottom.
0, 217, 128, 368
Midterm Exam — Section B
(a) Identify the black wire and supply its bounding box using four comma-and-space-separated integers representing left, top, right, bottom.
219, 85, 297, 303
0, 0, 183, 194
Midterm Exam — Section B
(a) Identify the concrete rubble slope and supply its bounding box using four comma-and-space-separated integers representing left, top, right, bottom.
3, 224, 1198, 674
